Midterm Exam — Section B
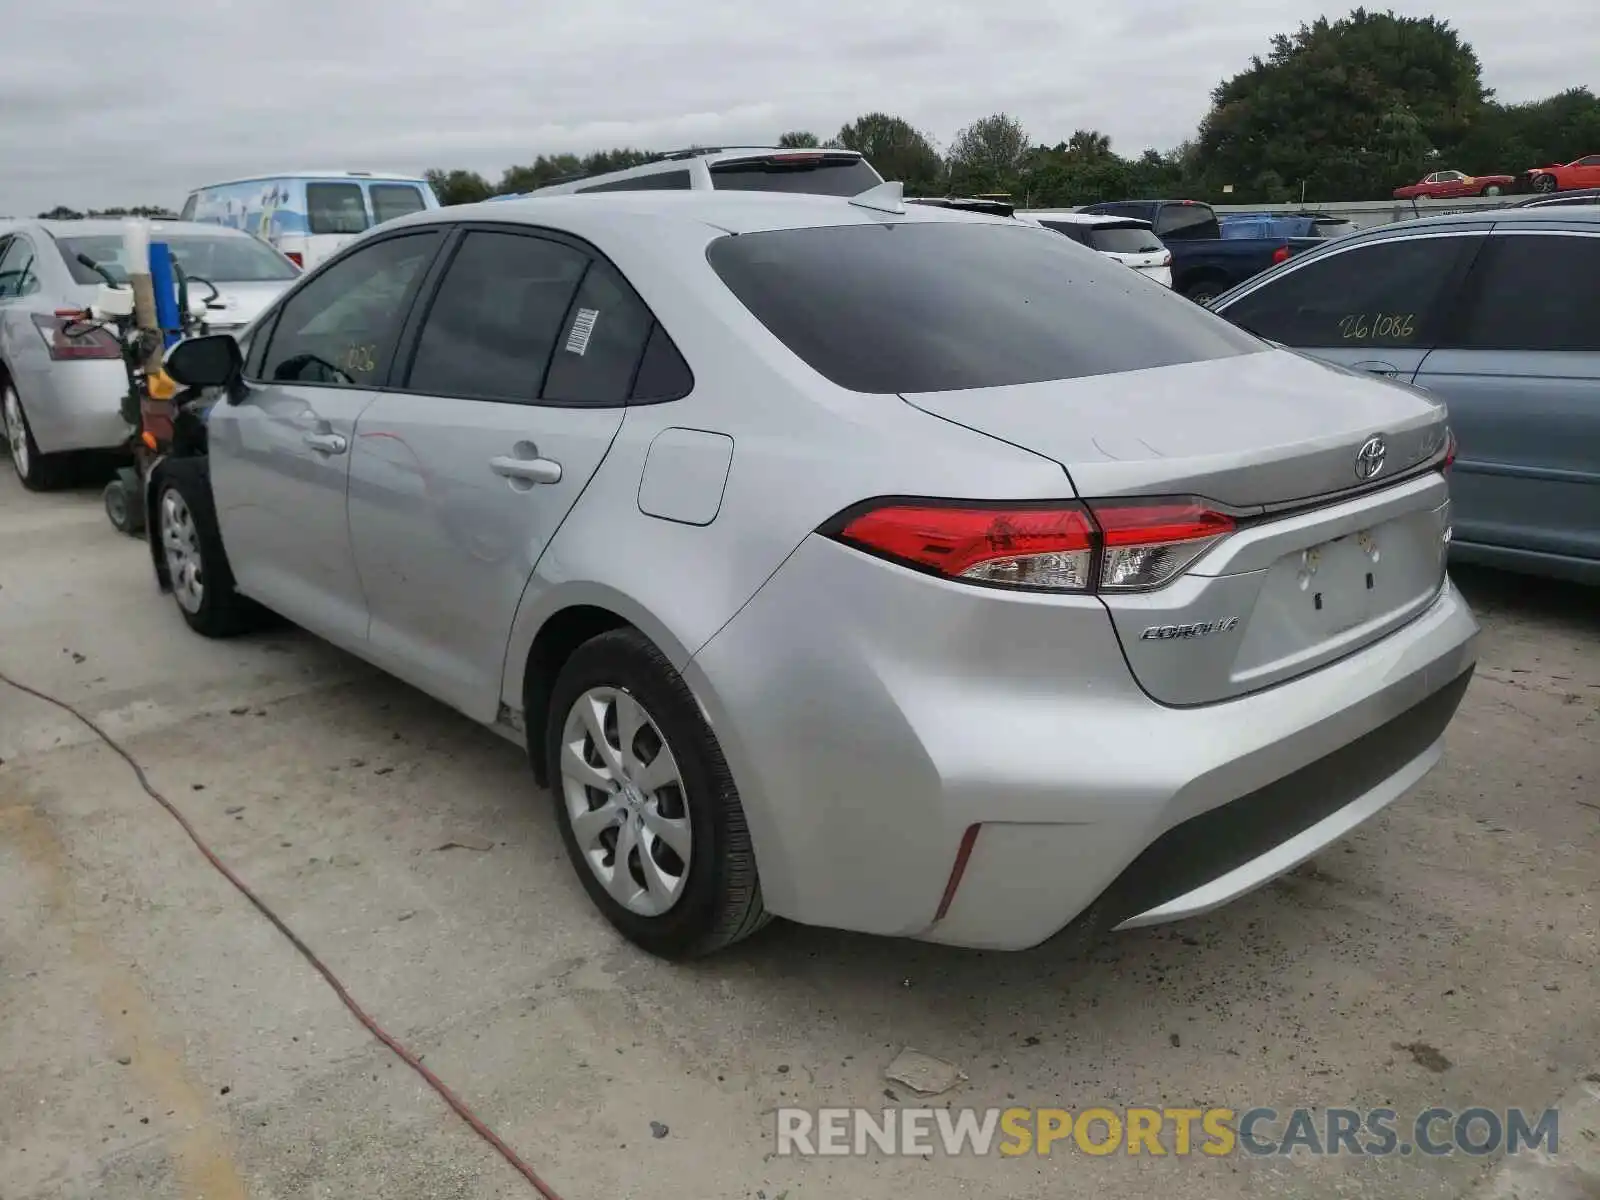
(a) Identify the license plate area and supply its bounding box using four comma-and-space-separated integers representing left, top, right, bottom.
1266, 509, 1444, 641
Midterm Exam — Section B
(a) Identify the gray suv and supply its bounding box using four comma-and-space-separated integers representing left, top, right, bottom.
1211, 208, 1600, 584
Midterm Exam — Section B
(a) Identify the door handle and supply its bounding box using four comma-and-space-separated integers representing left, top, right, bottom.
1351, 361, 1400, 378
304, 431, 348, 454
489, 454, 562, 485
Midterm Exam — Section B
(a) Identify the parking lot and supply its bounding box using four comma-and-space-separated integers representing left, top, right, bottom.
1, 468, 1596, 1200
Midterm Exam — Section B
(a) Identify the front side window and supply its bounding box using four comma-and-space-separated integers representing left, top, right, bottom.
307, 182, 370, 236
259, 232, 440, 386
708, 221, 1262, 394
1576, 156, 1600, 167
370, 184, 427, 225
1445, 233, 1600, 353
1219, 235, 1479, 349
406, 231, 588, 402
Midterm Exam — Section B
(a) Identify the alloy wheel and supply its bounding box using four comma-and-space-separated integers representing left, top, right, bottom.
3, 386, 29, 480
160, 489, 205, 613
560, 686, 692, 917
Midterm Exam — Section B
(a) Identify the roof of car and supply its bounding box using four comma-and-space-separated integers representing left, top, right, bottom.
190, 171, 427, 188
1021, 211, 1154, 227
391, 190, 1018, 238
1361, 206, 1600, 234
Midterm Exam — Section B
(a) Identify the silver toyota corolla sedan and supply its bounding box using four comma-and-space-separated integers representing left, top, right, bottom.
0, 218, 298, 489
152, 188, 1479, 959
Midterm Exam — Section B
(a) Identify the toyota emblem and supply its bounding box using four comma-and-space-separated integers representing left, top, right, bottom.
1354, 436, 1387, 481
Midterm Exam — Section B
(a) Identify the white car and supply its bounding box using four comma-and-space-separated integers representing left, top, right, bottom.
1021, 211, 1173, 287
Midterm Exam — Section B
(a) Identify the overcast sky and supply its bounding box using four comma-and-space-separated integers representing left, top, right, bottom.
2, 0, 1594, 215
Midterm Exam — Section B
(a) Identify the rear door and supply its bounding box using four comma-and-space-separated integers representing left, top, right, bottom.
1213, 230, 1485, 381
347, 226, 652, 721
1413, 228, 1600, 566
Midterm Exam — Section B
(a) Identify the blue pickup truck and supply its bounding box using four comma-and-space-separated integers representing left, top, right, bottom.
1077, 199, 1321, 302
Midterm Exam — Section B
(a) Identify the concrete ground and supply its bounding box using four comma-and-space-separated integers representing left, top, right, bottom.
1, 468, 1596, 1200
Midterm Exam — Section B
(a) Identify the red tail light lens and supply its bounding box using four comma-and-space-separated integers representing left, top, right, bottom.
828, 497, 1236, 593
1088, 499, 1236, 591
1271, 245, 1291, 264
834, 503, 1096, 591
283, 251, 304, 267
31, 312, 122, 360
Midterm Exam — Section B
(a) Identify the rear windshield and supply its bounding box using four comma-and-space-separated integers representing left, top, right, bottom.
1086, 223, 1164, 254
307, 182, 370, 235
59, 233, 299, 284
709, 155, 882, 197
370, 183, 427, 225
708, 221, 1262, 394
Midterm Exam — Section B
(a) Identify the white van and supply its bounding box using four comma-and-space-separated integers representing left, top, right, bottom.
179, 171, 441, 270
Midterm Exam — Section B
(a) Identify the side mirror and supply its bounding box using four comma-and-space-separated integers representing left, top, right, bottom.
165, 334, 242, 389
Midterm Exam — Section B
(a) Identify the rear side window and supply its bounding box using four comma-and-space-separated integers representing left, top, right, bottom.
1087, 224, 1164, 254
1220, 235, 1478, 348
630, 324, 694, 402
180, 195, 198, 221
578, 170, 692, 193
259, 231, 440, 386
307, 182, 370, 235
709, 155, 882, 196
0, 235, 39, 298
406, 231, 588, 402
1155, 205, 1218, 240
371, 183, 427, 225
1444, 233, 1600, 352
707, 221, 1262, 394
543, 260, 656, 406
1039, 220, 1091, 245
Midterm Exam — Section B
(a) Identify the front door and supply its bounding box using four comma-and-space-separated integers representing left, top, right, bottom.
207, 229, 443, 648
347, 227, 658, 721
1414, 229, 1600, 566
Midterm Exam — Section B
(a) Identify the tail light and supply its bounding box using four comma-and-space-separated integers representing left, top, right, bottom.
1271, 245, 1291, 264
827, 496, 1235, 593
32, 312, 121, 360
283, 251, 304, 267
1442, 427, 1457, 470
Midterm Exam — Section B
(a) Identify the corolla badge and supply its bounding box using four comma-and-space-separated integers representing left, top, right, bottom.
1354, 436, 1387, 480
1140, 617, 1241, 641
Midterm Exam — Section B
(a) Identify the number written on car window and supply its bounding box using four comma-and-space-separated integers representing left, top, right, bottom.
1338, 313, 1416, 341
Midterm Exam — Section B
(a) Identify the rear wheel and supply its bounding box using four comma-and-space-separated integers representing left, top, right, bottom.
545, 628, 769, 959
155, 459, 260, 637
1182, 278, 1226, 305
3, 381, 68, 491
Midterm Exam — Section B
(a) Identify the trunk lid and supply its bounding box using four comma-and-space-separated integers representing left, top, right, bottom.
901, 348, 1454, 705
195, 279, 295, 333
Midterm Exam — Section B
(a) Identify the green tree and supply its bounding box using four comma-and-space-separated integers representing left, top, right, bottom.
425, 169, 494, 206
833, 112, 945, 191
1453, 87, 1600, 174
947, 112, 1031, 194
1197, 8, 1489, 200
581, 147, 656, 174
777, 130, 821, 148
38, 205, 85, 219
497, 154, 584, 194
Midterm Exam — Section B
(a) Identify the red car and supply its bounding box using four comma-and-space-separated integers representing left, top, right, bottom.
1525, 155, 1600, 194
1393, 169, 1516, 200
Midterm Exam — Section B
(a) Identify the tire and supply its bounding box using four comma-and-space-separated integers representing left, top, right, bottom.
1533, 174, 1557, 194
3, 379, 69, 492
544, 628, 770, 959
104, 477, 137, 534
153, 458, 260, 638
1480, 184, 1503, 197
1182, 279, 1225, 305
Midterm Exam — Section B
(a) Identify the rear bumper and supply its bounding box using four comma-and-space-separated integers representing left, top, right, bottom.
14, 359, 131, 454
687, 535, 1479, 949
